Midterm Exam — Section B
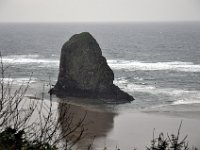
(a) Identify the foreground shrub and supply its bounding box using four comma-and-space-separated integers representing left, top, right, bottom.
0, 127, 57, 150
0, 52, 87, 150
146, 121, 190, 150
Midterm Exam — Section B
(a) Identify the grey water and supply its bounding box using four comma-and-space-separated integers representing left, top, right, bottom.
0, 22, 200, 112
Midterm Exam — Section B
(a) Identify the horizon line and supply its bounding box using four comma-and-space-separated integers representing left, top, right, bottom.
0, 20, 200, 24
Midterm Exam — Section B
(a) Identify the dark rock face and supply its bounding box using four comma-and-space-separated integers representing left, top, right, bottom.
52, 32, 134, 103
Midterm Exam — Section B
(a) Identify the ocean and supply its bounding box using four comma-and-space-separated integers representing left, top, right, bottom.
1, 22, 200, 149
0, 22, 200, 111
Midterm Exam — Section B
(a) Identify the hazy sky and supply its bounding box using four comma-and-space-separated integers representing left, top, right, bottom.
0, 0, 200, 22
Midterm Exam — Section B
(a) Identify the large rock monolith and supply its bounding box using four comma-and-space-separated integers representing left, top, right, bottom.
52, 32, 134, 103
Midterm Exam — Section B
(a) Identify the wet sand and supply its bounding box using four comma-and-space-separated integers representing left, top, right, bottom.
95, 111, 200, 150
21, 97, 200, 150
58, 101, 200, 150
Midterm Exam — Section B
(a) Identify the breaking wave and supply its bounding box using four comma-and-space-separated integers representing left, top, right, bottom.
0, 77, 37, 85
108, 59, 200, 72
2, 55, 59, 67
2, 55, 200, 72
114, 77, 200, 105
172, 100, 200, 105
2, 55, 200, 106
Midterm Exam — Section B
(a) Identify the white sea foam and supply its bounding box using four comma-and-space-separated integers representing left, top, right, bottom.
108, 59, 200, 72
114, 77, 200, 105
3, 56, 200, 72
114, 78, 157, 93
0, 77, 37, 85
172, 100, 200, 105
2, 55, 59, 67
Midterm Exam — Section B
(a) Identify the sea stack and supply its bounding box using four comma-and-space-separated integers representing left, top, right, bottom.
52, 32, 134, 103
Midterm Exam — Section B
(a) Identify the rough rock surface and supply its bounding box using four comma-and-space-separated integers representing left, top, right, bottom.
52, 32, 134, 103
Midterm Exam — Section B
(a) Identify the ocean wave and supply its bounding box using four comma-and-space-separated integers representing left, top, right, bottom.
2, 55, 59, 67
0, 77, 37, 85
3, 55, 200, 72
108, 59, 200, 72
114, 78, 155, 92
172, 100, 200, 105
114, 77, 200, 105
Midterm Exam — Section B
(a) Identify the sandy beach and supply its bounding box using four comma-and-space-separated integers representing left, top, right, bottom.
96, 111, 200, 150
58, 101, 200, 150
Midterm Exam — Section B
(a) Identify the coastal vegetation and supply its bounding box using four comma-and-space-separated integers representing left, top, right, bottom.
146, 122, 193, 150
0, 52, 87, 149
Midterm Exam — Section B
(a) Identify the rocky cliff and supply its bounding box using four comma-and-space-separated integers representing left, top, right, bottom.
52, 32, 134, 103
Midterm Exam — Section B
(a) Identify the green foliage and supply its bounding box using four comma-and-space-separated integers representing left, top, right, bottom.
24, 140, 57, 150
146, 122, 190, 150
0, 127, 57, 150
0, 127, 24, 150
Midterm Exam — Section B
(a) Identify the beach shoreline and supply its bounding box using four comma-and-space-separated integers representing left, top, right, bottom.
62, 101, 200, 150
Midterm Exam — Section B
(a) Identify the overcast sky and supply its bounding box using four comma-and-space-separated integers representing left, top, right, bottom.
0, 0, 200, 22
